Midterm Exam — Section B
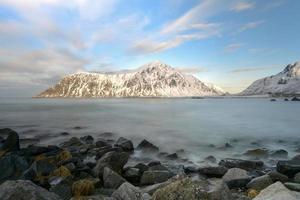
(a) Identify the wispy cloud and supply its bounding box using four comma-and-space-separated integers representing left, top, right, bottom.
228, 66, 276, 73
224, 43, 244, 53
238, 20, 265, 33
231, 1, 255, 12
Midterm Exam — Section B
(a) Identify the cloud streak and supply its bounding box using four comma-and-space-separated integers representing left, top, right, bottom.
231, 1, 255, 12
228, 66, 276, 73
224, 43, 244, 53
238, 20, 265, 33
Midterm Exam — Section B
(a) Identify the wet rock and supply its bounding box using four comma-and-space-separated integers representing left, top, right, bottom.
294, 172, 300, 183
115, 137, 134, 152
222, 168, 251, 189
134, 163, 149, 174
0, 154, 29, 184
219, 158, 264, 170
199, 166, 228, 178
80, 135, 94, 144
292, 154, 300, 160
244, 148, 269, 158
147, 161, 161, 167
284, 182, 300, 192
148, 164, 168, 171
93, 151, 129, 178
0, 128, 15, 136
103, 167, 126, 189
183, 165, 199, 173
61, 137, 83, 148
0, 136, 4, 143
0, 129, 20, 152
277, 160, 300, 178
270, 149, 288, 158
49, 178, 73, 200
140, 170, 173, 185
291, 97, 300, 101
96, 139, 110, 148
136, 139, 159, 153
166, 153, 178, 160
253, 181, 300, 200
123, 167, 141, 184
204, 155, 217, 163
112, 182, 145, 200
60, 132, 69, 136
23, 159, 56, 184
267, 171, 289, 183
0, 180, 61, 200
246, 175, 273, 191
22, 145, 61, 157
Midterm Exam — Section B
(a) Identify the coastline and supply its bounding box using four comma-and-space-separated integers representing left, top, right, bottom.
1, 128, 300, 199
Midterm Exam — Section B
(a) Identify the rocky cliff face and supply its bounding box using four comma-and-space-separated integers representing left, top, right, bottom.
37, 61, 224, 98
240, 61, 300, 95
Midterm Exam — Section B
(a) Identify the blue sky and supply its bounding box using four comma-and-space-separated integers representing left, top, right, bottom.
0, 0, 299, 96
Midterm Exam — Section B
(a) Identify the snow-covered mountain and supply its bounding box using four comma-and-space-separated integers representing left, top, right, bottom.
240, 61, 300, 95
37, 61, 224, 98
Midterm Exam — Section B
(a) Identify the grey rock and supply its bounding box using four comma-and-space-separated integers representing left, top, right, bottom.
219, 158, 264, 170
80, 135, 94, 144
134, 163, 149, 174
148, 164, 168, 171
49, 182, 72, 200
96, 139, 110, 148
294, 172, 300, 183
0, 129, 20, 152
136, 139, 159, 153
244, 148, 269, 158
123, 167, 141, 184
115, 137, 134, 152
61, 137, 83, 147
140, 170, 173, 185
270, 149, 288, 158
253, 181, 300, 200
147, 161, 161, 167
222, 168, 251, 189
103, 167, 126, 189
199, 166, 228, 178
246, 175, 273, 191
93, 151, 129, 178
112, 182, 145, 200
277, 160, 300, 178
0, 180, 62, 200
204, 155, 217, 163
284, 182, 300, 192
267, 171, 288, 183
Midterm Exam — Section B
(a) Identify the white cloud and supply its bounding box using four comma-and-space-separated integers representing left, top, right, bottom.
238, 20, 265, 33
231, 1, 255, 12
224, 43, 244, 53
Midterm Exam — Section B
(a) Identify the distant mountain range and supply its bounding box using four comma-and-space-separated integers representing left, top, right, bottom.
37, 61, 225, 98
240, 61, 300, 96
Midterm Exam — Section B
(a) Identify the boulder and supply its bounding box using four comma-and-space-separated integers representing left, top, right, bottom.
284, 182, 300, 192
199, 166, 228, 178
267, 171, 289, 183
123, 167, 141, 184
0, 129, 20, 152
291, 97, 300, 101
49, 179, 73, 200
147, 161, 161, 167
0, 180, 62, 200
136, 140, 159, 152
114, 137, 134, 152
95, 139, 110, 148
270, 149, 288, 158
23, 159, 56, 182
61, 137, 83, 148
204, 155, 217, 163
93, 151, 129, 178
222, 168, 251, 189
244, 148, 269, 158
80, 135, 94, 144
112, 182, 145, 200
246, 175, 273, 191
294, 172, 300, 183
95, 146, 121, 160
219, 158, 264, 170
253, 181, 300, 200
148, 164, 168, 171
277, 160, 300, 178
103, 167, 126, 189
0, 154, 29, 184
140, 170, 173, 185
134, 163, 149, 174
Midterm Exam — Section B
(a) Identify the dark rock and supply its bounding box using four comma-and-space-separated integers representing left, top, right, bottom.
292, 154, 300, 160
0, 128, 15, 136
267, 170, 289, 183
204, 155, 217, 163
270, 99, 276, 101
149, 164, 168, 171
183, 165, 199, 173
140, 170, 173, 185
0, 180, 61, 200
0, 136, 4, 143
112, 182, 144, 200
199, 166, 228, 178
219, 158, 264, 170
277, 160, 300, 178
123, 167, 141, 184
93, 151, 129, 178
136, 139, 159, 152
284, 98, 289, 101
222, 168, 251, 189
291, 97, 300, 101
115, 137, 134, 152
244, 148, 269, 158
284, 182, 300, 192
147, 161, 161, 167
134, 163, 149, 174
103, 167, 126, 189
61, 137, 83, 147
80, 135, 94, 144
23, 159, 56, 184
49, 177, 73, 200
294, 172, 300, 183
0, 154, 29, 184
270, 149, 288, 158
95, 146, 121, 160
166, 153, 178, 160
99, 132, 115, 138
0, 129, 20, 152
95, 139, 110, 148
22, 145, 61, 157
60, 132, 69, 136
246, 175, 273, 191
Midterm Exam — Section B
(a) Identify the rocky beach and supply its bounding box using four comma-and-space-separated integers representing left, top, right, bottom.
1, 127, 300, 200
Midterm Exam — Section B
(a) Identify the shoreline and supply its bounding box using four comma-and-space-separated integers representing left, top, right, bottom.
1, 128, 300, 199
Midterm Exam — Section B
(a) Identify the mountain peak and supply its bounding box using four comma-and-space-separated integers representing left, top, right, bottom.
139, 60, 172, 71
283, 61, 300, 77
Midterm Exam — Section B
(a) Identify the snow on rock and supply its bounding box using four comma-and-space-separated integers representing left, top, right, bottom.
37, 61, 224, 98
240, 61, 300, 95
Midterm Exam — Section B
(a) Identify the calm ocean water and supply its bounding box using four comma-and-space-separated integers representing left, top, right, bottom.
0, 97, 299, 163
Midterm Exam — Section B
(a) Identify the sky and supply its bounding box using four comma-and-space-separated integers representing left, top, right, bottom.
0, 0, 299, 97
